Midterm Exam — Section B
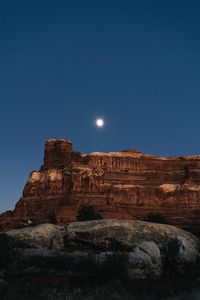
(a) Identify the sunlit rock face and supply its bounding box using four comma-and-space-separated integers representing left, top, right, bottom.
1, 138, 200, 235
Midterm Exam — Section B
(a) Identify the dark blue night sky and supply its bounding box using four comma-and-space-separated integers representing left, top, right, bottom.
1, 0, 200, 212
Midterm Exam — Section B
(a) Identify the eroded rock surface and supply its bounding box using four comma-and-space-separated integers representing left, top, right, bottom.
2, 220, 200, 279
1, 138, 200, 235
1, 220, 200, 299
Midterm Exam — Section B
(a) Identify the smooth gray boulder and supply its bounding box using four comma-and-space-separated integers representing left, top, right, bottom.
7, 223, 64, 249
127, 241, 161, 279
4, 219, 200, 279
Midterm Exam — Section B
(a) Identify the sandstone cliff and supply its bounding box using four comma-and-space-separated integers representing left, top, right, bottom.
1, 139, 200, 234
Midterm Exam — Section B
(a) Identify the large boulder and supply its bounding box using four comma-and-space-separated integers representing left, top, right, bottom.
2, 220, 200, 299
4, 219, 200, 279
6, 223, 64, 249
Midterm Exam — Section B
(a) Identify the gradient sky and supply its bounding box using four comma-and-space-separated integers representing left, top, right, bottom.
1, 0, 200, 212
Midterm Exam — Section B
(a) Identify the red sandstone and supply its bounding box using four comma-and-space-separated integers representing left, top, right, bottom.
1, 138, 200, 235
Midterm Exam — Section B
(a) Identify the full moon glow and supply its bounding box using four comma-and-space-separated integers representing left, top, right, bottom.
96, 118, 104, 127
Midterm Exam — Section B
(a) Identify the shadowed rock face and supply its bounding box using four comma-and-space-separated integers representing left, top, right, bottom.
0, 220, 200, 300
1, 138, 200, 234
3, 220, 200, 279
1, 220, 200, 300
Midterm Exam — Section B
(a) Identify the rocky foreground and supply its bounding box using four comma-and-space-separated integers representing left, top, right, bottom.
1, 219, 200, 299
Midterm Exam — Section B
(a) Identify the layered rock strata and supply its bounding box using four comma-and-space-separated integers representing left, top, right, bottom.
1, 139, 200, 234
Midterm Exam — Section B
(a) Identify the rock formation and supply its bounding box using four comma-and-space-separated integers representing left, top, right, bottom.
1, 138, 200, 235
1, 220, 200, 299
5, 219, 200, 277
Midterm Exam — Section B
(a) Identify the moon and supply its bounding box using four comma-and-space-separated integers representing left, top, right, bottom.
96, 118, 104, 127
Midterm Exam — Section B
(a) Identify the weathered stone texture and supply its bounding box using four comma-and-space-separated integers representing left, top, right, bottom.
4, 220, 200, 278
1, 139, 200, 234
